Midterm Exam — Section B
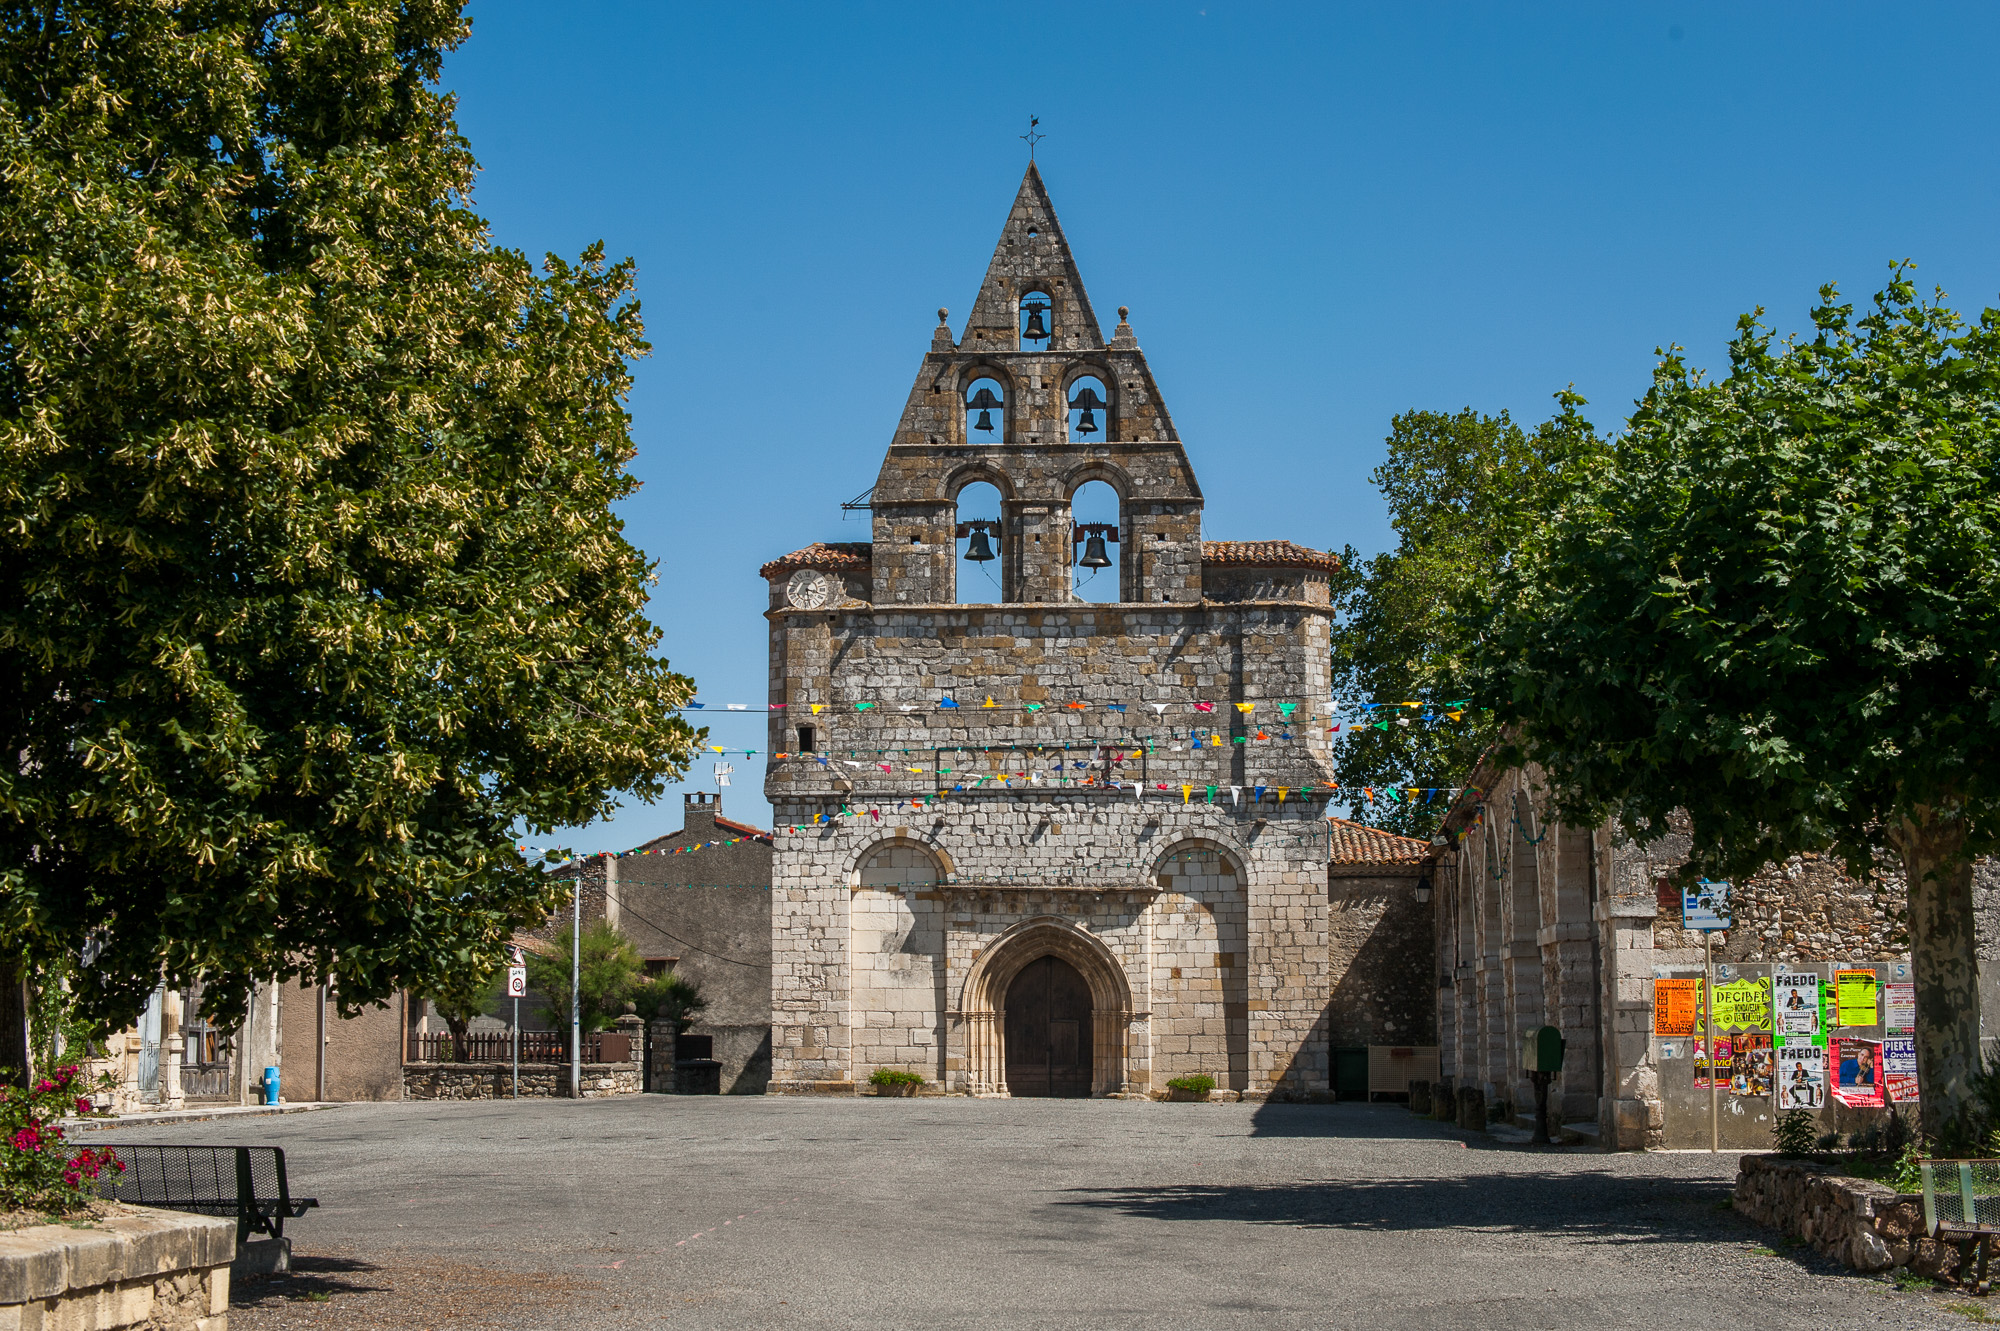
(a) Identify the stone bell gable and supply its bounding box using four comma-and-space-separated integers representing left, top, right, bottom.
869, 163, 1204, 607
760, 164, 1359, 1101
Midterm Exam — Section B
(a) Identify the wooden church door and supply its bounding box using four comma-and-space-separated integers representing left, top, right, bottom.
1005, 955, 1094, 1097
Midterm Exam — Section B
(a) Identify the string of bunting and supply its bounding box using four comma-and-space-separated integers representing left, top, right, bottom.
518, 785, 1463, 865
683, 696, 1476, 731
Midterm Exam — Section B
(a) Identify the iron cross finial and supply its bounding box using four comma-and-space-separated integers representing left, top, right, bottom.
1021, 116, 1043, 161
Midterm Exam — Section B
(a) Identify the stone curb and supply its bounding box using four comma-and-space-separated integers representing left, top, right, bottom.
0, 1206, 234, 1305
65, 1102, 342, 1133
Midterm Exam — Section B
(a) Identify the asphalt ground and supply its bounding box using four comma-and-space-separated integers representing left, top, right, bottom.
92, 1096, 1980, 1331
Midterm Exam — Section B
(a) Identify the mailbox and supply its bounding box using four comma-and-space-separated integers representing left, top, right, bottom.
1522, 1026, 1566, 1073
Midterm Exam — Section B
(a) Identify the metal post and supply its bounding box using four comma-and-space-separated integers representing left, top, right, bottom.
1706, 930, 1717, 1153
316, 982, 328, 1103
512, 994, 519, 1101
570, 867, 583, 1100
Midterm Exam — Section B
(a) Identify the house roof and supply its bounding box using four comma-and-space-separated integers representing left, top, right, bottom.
1201, 540, 1341, 573
759, 542, 872, 580
1327, 818, 1430, 869
630, 816, 774, 851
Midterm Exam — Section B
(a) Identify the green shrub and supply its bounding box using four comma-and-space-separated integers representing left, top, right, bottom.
869, 1068, 924, 1088
1772, 1109, 1817, 1156
1166, 1074, 1216, 1095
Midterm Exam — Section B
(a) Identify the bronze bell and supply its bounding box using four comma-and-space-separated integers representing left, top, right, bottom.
1078, 531, 1112, 569
965, 386, 1003, 434
1069, 384, 1105, 436
1022, 300, 1050, 342
964, 524, 997, 562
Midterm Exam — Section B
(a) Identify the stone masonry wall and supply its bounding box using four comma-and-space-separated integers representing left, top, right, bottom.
402, 1062, 639, 1100
1328, 868, 1434, 1048
1735, 1154, 1962, 1278
0, 1205, 234, 1331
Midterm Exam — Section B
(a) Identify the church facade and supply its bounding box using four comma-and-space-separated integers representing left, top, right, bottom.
759, 165, 1352, 1099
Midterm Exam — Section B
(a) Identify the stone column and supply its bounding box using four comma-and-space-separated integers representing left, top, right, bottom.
1598, 829, 1664, 1149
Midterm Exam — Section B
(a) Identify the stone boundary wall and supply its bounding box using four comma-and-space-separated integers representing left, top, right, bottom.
0, 1204, 234, 1330
1734, 1154, 1967, 1279
402, 1062, 639, 1100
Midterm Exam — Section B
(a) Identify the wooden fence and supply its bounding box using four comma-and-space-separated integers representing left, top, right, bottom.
408, 1030, 632, 1064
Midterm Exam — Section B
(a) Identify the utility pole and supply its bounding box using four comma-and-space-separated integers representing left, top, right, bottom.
570, 865, 583, 1100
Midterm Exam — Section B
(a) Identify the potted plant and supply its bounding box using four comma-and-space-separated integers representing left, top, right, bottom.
869, 1068, 924, 1097
1164, 1074, 1216, 1103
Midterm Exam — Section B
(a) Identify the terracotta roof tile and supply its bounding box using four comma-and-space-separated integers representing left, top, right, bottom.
759, 542, 872, 580
1202, 540, 1341, 572
1327, 818, 1430, 866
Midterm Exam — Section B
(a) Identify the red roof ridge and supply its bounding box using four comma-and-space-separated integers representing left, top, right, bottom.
1201, 540, 1341, 572
759, 542, 872, 579
1327, 816, 1431, 866
714, 815, 774, 843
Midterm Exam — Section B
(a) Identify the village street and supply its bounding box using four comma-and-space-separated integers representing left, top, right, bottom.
107, 1098, 1967, 1331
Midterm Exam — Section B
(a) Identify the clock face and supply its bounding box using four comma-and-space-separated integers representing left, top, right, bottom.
786, 569, 832, 609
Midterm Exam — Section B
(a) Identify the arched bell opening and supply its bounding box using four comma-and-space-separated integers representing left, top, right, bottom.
964, 375, 1006, 442
1070, 478, 1122, 604
959, 919, 1134, 1097
1064, 374, 1110, 442
952, 480, 1005, 604
1018, 290, 1054, 349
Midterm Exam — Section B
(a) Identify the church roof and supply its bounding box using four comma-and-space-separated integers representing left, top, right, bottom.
1202, 540, 1342, 573
1327, 818, 1431, 868
759, 542, 872, 580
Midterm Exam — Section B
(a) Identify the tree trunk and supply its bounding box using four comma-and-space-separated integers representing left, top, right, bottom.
1891, 810, 1982, 1142
447, 1015, 469, 1064
0, 964, 30, 1089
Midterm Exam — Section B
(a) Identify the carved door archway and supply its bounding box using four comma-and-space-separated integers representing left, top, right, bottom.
1005, 955, 1094, 1097
958, 918, 1134, 1097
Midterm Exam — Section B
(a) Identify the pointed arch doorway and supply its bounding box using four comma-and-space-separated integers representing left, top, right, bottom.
1005, 955, 1094, 1097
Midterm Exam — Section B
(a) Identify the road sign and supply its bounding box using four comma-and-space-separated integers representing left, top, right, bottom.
506, 966, 528, 998
1683, 880, 1732, 932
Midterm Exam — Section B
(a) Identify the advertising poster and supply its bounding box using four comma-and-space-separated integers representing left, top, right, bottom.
1883, 1037, 1919, 1103
1695, 1037, 1734, 1090
1773, 973, 1821, 1040
1778, 1043, 1827, 1109
1885, 982, 1916, 1034
1730, 1030, 1774, 1096
1835, 969, 1880, 1028
1833, 1037, 1885, 1107
1712, 977, 1773, 1032
1654, 978, 1702, 1037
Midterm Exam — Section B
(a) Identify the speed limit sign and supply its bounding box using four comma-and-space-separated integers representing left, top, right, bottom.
506, 966, 527, 998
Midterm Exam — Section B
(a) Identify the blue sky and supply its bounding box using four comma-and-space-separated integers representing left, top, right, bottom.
445, 2, 2000, 848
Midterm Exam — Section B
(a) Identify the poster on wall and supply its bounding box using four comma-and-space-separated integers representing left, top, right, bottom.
1883, 1037, 1920, 1103
1773, 973, 1821, 1040
1835, 969, 1880, 1028
1885, 982, 1916, 1034
1654, 978, 1702, 1037
1713, 977, 1773, 1032
1777, 1042, 1827, 1109
1730, 1030, 1774, 1096
1695, 1037, 1734, 1090
1833, 1037, 1885, 1107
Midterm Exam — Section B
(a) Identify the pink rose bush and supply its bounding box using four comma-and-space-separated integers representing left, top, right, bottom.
0, 1065, 121, 1212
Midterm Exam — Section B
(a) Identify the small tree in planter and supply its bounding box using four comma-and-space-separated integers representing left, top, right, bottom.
869, 1069, 924, 1097
0, 1065, 120, 1215
1165, 1074, 1216, 1102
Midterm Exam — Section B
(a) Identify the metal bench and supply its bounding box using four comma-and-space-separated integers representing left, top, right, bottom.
1921, 1158, 2000, 1291
92, 1144, 318, 1245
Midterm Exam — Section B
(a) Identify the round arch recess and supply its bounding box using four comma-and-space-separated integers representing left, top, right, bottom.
958, 917, 1134, 1097
851, 838, 953, 887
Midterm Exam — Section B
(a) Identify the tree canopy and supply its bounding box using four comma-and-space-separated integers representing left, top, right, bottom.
1472, 268, 2000, 1137
1330, 399, 1602, 835
0, 1, 698, 1034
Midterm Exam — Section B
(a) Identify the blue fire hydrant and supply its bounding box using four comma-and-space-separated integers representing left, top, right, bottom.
262, 1066, 280, 1105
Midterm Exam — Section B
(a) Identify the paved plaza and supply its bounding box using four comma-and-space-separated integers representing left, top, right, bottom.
109, 1098, 1973, 1331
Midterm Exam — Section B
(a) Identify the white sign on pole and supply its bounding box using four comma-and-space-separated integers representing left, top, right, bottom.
1682, 880, 1732, 932
506, 966, 528, 998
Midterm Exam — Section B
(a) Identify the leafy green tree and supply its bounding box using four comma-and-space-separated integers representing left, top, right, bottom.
631, 969, 706, 1038
1473, 268, 2000, 1139
526, 921, 644, 1035
1331, 399, 1602, 834
413, 957, 500, 1063
0, 1, 700, 1041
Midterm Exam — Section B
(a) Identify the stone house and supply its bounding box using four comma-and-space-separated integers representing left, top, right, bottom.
548, 793, 774, 1092
1429, 756, 2000, 1148
758, 164, 1424, 1100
